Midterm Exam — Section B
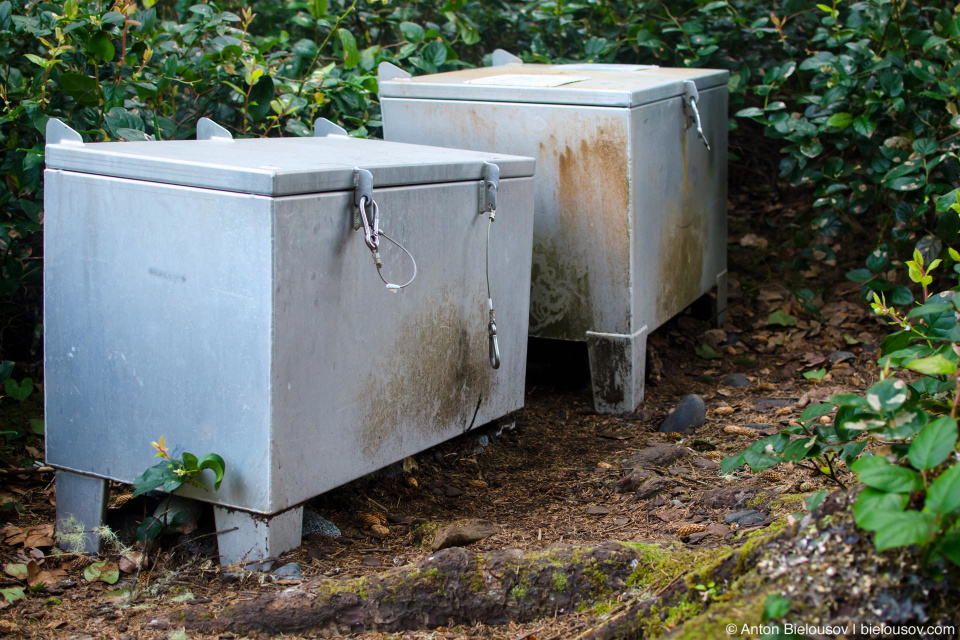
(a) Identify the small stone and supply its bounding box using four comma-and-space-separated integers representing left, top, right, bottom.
743, 423, 771, 430
431, 486, 445, 496
668, 466, 691, 475
660, 395, 706, 433
692, 458, 718, 470
613, 517, 630, 526
754, 398, 791, 411
307, 548, 327, 561
652, 496, 666, 507
657, 508, 684, 522
705, 524, 729, 537
722, 373, 751, 388
724, 509, 761, 524
828, 350, 855, 363
361, 556, 381, 567
431, 519, 499, 551
636, 476, 672, 499
444, 486, 463, 497
586, 506, 610, 516
622, 444, 691, 469
303, 510, 341, 537
738, 513, 766, 526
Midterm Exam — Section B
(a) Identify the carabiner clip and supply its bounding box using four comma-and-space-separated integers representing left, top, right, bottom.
488, 315, 501, 370
358, 196, 381, 266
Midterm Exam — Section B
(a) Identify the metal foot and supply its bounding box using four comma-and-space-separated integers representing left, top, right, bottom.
55, 470, 108, 554
213, 506, 303, 570
714, 270, 728, 327
585, 326, 648, 414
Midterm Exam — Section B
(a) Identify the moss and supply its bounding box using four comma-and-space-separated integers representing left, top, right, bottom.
622, 542, 729, 593
509, 583, 529, 599
318, 576, 369, 600
551, 571, 568, 592
591, 600, 617, 616
747, 491, 771, 509
583, 564, 610, 596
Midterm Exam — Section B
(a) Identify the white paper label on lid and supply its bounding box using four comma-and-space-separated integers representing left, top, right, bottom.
464, 74, 589, 88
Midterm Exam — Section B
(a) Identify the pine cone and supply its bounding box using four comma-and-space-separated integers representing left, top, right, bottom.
676, 523, 707, 537
370, 524, 390, 538
724, 425, 757, 436
761, 470, 784, 482
466, 479, 488, 489
704, 451, 724, 461
406, 476, 419, 488
356, 512, 387, 528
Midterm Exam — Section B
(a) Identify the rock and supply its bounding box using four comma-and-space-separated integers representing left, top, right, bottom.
692, 458, 718, 471
444, 485, 463, 497
701, 485, 761, 510
306, 548, 327, 561
272, 563, 301, 579
361, 556, 381, 567
743, 423, 771, 430
724, 509, 761, 524
722, 373, 751, 388
431, 486, 445, 496
738, 513, 766, 526
668, 466, 691, 475
622, 444, 691, 469
303, 510, 341, 537
754, 398, 792, 411
687, 532, 710, 544
431, 520, 499, 551
613, 517, 630, 526
637, 476, 672, 499
615, 469, 654, 493
586, 506, 610, 516
828, 350, 855, 363
660, 394, 706, 433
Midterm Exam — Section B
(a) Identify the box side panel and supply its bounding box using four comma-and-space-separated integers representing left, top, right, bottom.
44, 171, 273, 513
269, 178, 534, 511
629, 86, 728, 331
382, 98, 631, 341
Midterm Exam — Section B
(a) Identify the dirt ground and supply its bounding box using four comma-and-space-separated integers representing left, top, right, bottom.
0, 182, 898, 639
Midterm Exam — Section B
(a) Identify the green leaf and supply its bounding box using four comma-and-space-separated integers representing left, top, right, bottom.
4, 377, 32, 401
888, 176, 923, 191
803, 368, 826, 381
905, 354, 956, 376
853, 487, 907, 530
197, 453, 226, 490
694, 343, 721, 360
307, 0, 327, 18
28, 418, 43, 435
851, 457, 923, 493
59, 72, 100, 106
873, 511, 935, 551
0, 361, 12, 384
767, 310, 796, 327
846, 268, 873, 283
116, 128, 150, 141
87, 31, 115, 62
935, 528, 960, 566
0, 587, 25, 603
800, 403, 834, 421
337, 28, 359, 69
399, 21, 425, 43
804, 490, 828, 512
826, 112, 852, 128
907, 417, 957, 471
4, 563, 28, 580
83, 561, 119, 584
926, 465, 960, 515
762, 593, 791, 622
132, 460, 178, 497
719, 451, 746, 474
735, 107, 764, 118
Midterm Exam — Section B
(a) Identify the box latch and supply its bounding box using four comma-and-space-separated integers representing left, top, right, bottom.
353, 168, 374, 231
479, 162, 499, 215
682, 81, 711, 151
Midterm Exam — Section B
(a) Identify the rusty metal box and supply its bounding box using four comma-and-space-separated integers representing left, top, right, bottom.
43, 118, 535, 565
379, 56, 728, 413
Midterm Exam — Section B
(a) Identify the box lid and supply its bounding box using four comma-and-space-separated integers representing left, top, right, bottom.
378, 64, 729, 108
44, 122, 535, 197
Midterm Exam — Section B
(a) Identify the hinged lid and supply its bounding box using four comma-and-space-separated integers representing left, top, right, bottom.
378, 63, 728, 108
44, 119, 535, 196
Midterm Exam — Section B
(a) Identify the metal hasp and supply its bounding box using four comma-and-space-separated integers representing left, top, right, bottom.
682, 81, 710, 151
353, 167, 374, 231
197, 117, 233, 141
480, 161, 499, 214
379, 63, 728, 414
314, 118, 348, 137
43, 120, 536, 567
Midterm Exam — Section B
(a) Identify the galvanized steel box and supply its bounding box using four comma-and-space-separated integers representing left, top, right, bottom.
43, 119, 535, 565
379, 56, 728, 413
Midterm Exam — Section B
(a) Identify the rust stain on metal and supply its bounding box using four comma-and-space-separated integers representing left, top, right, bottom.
656, 137, 705, 323
356, 293, 493, 459
529, 120, 631, 340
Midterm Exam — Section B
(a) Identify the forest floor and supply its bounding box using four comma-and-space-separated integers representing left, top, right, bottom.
0, 181, 956, 639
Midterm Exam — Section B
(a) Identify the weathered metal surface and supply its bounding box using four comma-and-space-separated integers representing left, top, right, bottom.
380, 64, 728, 413
44, 131, 536, 528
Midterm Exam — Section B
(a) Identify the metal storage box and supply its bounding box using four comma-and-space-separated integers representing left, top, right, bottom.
44, 118, 535, 565
379, 54, 728, 413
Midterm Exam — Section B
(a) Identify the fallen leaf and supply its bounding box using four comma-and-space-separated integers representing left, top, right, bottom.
3, 563, 27, 580
83, 560, 120, 585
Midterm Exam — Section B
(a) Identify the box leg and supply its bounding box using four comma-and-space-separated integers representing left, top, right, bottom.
55, 470, 108, 554
585, 326, 648, 414
213, 505, 303, 570
713, 269, 728, 327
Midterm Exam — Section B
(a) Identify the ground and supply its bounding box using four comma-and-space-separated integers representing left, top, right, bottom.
0, 182, 955, 639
